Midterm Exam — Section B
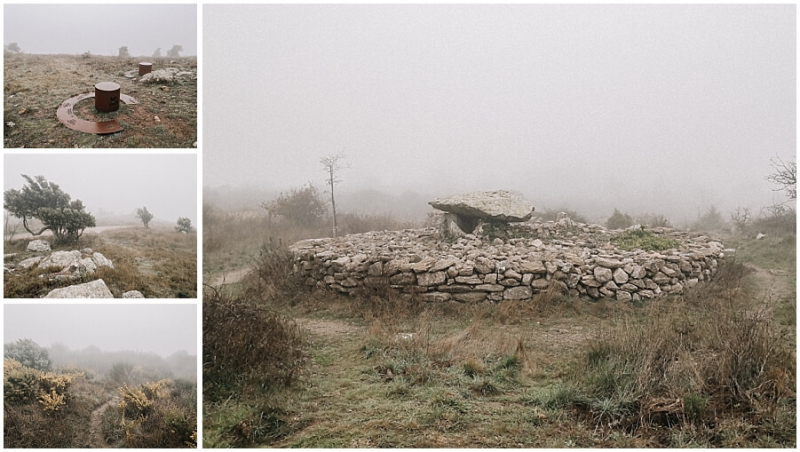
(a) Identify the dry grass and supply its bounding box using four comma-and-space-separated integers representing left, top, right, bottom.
4, 226, 196, 298
4, 53, 196, 148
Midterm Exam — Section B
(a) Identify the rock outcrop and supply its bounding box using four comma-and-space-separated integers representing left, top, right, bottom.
429, 190, 534, 223
26, 239, 51, 252
290, 217, 724, 304
44, 279, 114, 298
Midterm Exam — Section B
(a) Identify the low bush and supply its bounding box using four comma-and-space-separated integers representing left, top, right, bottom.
103, 379, 197, 448
203, 290, 306, 402
606, 209, 634, 230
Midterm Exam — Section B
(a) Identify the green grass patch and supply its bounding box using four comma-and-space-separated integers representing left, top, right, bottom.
611, 228, 680, 251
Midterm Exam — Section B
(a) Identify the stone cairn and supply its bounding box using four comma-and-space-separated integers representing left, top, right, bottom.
290, 190, 724, 303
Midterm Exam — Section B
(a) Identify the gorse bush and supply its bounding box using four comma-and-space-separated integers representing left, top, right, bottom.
105, 378, 197, 448
203, 289, 306, 402
4, 358, 40, 405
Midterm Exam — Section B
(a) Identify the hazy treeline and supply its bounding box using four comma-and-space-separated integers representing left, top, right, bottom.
47, 343, 196, 381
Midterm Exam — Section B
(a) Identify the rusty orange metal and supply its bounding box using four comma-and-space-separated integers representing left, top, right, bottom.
94, 81, 120, 112
139, 62, 152, 76
56, 92, 139, 135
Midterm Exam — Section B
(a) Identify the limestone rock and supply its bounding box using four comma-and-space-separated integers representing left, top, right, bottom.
38, 251, 81, 270
26, 240, 51, 252
504, 286, 533, 300
122, 290, 145, 298
429, 190, 534, 222
92, 252, 114, 269
44, 279, 114, 298
18, 256, 43, 270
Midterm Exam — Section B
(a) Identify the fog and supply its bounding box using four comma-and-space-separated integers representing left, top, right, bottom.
4, 154, 197, 226
4, 4, 197, 56
4, 304, 196, 358
205, 4, 795, 224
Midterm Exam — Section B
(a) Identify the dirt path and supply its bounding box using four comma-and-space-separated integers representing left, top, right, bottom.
207, 268, 251, 287
89, 396, 119, 448
750, 264, 793, 301
296, 318, 363, 336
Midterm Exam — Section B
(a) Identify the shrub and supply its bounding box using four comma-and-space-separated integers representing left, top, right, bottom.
262, 184, 327, 228
4, 358, 40, 404
5, 338, 52, 371
691, 205, 728, 232
38, 389, 66, 413
606, 209, 634, 230
203, 290, 305, 402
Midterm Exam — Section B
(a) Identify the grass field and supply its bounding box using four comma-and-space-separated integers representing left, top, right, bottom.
203, 209, 796, 448
4, 226, 197, 298
4, 53, 197, 148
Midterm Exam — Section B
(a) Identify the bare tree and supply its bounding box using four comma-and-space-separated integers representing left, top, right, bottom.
118, 46, 130, 58
320, 150, 347, 238
767, 156, 796, 200
730, 207, 751, 234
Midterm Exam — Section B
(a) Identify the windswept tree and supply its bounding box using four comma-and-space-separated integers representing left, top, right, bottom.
152, 47, 161, 58
118, 45, 130, 58
3, 175, 96, 244
767, 156, 797, 200
320, 151, 347, 237
136, 206, 154, 228
175, 217, 193, 233
166, 44, 183, 58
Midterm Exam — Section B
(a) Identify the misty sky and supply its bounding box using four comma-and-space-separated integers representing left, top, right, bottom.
4, 154, 197, 224
4, 4, 196, 56
4, 304, 196, 357
205, 4, 795, 222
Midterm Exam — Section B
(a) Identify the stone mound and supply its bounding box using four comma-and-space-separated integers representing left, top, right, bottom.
290, 218, 724, 303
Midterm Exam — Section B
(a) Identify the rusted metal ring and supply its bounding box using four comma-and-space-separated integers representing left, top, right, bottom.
56, 92, 139, 135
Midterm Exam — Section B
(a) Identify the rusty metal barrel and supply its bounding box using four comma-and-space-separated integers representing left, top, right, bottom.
139, 62, 152, 76
94, 82, 121, 112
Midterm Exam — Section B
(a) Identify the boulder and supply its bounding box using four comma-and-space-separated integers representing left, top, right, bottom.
27, 240, 51, 252
429, 190, 534, 222
38, 251, 82, 270
122, 290, 145, 298
92, 252, 114, 269
44, 279, 114, 298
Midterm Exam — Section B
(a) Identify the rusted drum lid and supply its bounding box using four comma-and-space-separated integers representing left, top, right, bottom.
95, 81, 121, 92
139, 62, 152, 75
95, 82, 121, 112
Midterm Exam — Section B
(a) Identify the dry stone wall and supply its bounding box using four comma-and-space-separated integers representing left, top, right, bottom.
290, 220, 725, 303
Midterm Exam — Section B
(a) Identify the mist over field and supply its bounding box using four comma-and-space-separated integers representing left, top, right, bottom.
204, 4, 795, 226
4, 154, 197, 227
4, 304, 196, 359
4, 4, 196, 56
